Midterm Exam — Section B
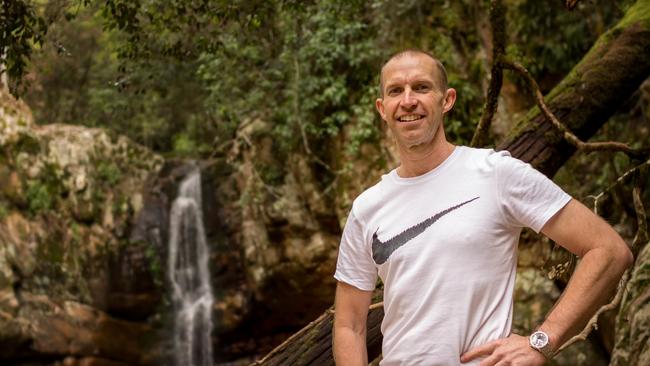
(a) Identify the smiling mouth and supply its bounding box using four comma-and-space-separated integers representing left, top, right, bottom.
397, 114, 424, 122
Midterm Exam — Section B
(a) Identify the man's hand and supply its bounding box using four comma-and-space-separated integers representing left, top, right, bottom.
460, 334, 547, 366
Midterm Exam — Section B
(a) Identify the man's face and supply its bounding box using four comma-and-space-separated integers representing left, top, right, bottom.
375, 54, 456, 151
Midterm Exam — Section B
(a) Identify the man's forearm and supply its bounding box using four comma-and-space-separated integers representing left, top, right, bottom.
534, 199, 634, 354
333, 326, 368, 365
539, 245, 632, 352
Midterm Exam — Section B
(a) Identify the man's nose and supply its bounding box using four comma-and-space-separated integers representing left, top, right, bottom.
400, 88, 417, 108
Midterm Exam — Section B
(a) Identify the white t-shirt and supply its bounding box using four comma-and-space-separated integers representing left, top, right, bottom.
334, 146, 571, 366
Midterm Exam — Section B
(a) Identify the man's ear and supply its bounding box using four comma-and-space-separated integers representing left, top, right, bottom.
442, 88, 457, 114
375, 98, 386, 121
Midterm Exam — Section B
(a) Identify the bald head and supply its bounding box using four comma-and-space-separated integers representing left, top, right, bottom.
379, 49, 448, 96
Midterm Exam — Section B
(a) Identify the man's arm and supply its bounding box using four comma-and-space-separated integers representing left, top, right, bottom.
333, 281, 373, 366
536, 198, 633, 350
461, 198, 633, 365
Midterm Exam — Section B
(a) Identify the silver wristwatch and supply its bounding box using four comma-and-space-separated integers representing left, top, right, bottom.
529, 330, 554, 359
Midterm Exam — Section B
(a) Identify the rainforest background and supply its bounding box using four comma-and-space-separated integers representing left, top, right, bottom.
1, 0, 649, 365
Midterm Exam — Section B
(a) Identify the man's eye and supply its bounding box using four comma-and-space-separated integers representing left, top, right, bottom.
414, 84, 430, 92
388, 88, 402, 95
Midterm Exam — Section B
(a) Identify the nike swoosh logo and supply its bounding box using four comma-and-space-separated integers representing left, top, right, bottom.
372, 196, 480, 265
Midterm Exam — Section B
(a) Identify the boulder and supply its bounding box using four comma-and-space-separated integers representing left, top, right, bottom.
0, 89, 166, 365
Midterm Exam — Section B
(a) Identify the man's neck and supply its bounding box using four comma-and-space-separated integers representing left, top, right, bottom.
396, 141, 456, 178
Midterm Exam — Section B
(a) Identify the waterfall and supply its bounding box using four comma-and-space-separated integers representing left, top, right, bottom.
168, 168, 214, 366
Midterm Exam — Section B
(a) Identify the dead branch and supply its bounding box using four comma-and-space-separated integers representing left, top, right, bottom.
502, 59, 650, 159
588, 158, 650, 216
297, 114, 336, 173
470, 0, 506, 148
293, 53, 336, 174
208, 116, 259, 160
631, 167, 648, 258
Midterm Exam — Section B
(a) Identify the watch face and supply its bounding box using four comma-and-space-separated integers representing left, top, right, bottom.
530, 331, 549, 348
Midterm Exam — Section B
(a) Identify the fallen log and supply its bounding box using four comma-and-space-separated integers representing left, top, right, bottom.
251, 304, 383, 366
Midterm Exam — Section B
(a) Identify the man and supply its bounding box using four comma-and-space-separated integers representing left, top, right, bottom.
332, 49, 633, 366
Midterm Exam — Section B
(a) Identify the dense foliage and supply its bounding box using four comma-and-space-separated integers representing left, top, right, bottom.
1, 0, 47, 95
2, 0, 630, 154
2, 0, 644, 204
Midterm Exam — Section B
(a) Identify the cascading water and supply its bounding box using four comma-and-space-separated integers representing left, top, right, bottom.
168, 167, 214, 366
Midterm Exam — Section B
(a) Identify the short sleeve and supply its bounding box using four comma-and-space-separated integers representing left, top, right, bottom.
496, 154, 572, 233
334, 208, 378, 291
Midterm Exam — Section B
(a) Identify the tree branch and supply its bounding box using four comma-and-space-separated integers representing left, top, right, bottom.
631, 167, 648, 258
470, 0, 506, 148
293, 51, 336, 173
501, 59, 650, 159
589, 158, 650, 216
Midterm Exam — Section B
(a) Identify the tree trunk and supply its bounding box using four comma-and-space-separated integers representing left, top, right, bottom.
499, 0, 650, 177
251, 1, 650, 365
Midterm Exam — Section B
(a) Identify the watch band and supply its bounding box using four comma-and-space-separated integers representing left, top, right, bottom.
529, 330, 554, 360
535, 343, 554, 360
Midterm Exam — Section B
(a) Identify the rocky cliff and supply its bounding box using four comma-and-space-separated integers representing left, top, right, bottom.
0, 89, 164, 365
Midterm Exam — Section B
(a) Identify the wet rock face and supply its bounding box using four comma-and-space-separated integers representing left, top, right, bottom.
228, 122, 341, 321
104, 244, 161, 321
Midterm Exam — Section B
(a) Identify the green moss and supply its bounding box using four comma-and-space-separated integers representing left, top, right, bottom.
112, 194, 128, 215
70, 223, 82, 242
23, 162, 66, 216
505, 0, 650, 144
93, 187, 105, 205
13, 133, 41, 155
142, 241, 163, 287
547, 0, 650, 103
96, 160, 122, 185
257, 163, 285, 186
618, 0, 650, 29
172, 133, 195, 156
25, 180, 54, 214
31, 221, 94, 302
65, 226, 84, 281
36, 229, 66, 277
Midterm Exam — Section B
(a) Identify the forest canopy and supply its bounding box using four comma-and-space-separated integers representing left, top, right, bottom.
2, 0, 634, 156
